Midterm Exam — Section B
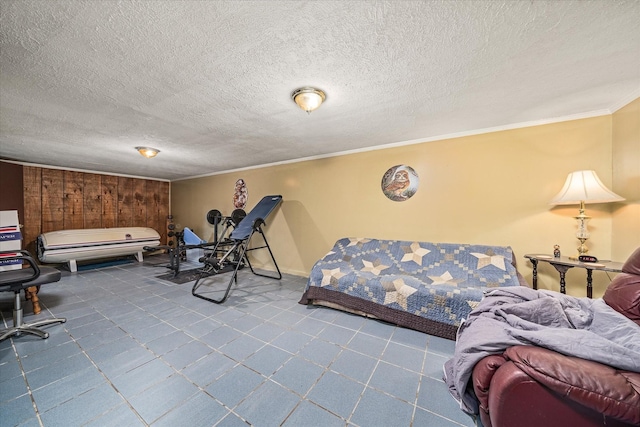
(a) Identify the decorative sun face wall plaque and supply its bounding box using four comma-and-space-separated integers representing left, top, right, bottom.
381, 165, 419, 201
233, 179, 248, 209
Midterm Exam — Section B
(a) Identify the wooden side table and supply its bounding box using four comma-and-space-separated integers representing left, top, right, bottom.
524, 254, 624, 298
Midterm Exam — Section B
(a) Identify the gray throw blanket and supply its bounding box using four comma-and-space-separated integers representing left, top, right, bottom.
443, 286, 640, 415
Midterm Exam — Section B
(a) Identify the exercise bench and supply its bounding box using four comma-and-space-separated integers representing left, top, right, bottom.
147, 209, 246, 277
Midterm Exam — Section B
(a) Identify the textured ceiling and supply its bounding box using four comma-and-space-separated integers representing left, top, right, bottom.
1, 0, 639, 181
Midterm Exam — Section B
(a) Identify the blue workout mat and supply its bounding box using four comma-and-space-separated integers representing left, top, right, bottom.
230, 195, 282, 240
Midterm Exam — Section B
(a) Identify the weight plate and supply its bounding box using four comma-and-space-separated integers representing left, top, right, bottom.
207, 209, 223, 225
231, 209, 246, 225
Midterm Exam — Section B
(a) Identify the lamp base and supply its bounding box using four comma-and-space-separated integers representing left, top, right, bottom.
574, 236, 589, 259
568, 247, 589, 260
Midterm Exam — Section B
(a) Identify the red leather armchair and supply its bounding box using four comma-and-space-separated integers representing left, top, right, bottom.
471, 247, 640, 427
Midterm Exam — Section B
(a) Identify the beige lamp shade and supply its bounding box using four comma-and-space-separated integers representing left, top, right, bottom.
550, 170, 624, 205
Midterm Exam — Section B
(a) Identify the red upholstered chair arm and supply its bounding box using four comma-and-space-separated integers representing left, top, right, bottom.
471, 354, 508, 427
504, 346, 640, 426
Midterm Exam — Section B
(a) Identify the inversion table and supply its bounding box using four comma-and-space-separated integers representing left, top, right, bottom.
192, 195, 283, 303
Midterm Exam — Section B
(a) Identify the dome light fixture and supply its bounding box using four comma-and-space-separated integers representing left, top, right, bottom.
135, 146, 160, 158
291, 87, 326, 114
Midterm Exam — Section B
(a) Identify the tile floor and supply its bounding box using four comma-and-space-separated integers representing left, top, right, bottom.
1, 256, 477, 427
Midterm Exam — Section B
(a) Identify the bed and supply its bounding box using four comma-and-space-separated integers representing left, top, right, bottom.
299, 237, 526, 339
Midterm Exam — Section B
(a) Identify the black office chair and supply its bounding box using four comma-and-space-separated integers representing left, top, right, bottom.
0, 250, 66, 341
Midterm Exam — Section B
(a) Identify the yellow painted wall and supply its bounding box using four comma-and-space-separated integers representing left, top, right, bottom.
612, 97, 640, 261
172, 115, 624, 298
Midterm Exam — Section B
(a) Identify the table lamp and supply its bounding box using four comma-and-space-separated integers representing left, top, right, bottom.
550, 170, 624, 258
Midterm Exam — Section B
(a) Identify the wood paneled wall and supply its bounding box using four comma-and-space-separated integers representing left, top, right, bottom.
22, 165, 169, 253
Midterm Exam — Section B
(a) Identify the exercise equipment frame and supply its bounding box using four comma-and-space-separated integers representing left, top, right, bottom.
192, 195, 282, 304
146, 209, 244, 277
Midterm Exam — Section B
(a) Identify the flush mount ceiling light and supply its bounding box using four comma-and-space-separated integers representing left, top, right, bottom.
135, 146, 160, 158
291, 87, 326, 114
